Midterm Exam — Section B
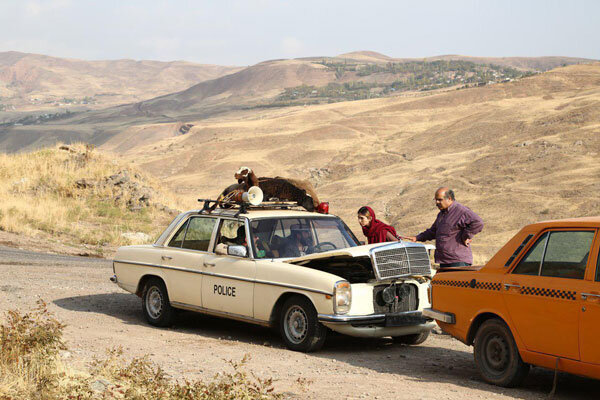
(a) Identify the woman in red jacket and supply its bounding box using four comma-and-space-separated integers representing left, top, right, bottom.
357, 206, 399, 244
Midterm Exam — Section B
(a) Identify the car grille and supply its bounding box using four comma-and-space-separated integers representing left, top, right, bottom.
373, 283, 418, 313
370, 243, 432, 280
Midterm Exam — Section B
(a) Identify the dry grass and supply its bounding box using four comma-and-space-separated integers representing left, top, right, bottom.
0, 143, 191, 253
0, 300, 67, 399
110, 63, 600, 263
0, 302, 282, 400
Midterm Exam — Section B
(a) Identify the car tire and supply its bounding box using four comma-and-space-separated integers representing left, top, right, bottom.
142, 278, 175, 327
279, 296, 327, 352
393, 330, 430, 345
473, 319, 529, 387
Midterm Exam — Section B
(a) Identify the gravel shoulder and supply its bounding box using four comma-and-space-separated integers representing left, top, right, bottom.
0, 245, 597, 399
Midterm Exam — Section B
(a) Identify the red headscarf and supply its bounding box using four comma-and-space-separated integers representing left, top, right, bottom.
360, 206, 398, 244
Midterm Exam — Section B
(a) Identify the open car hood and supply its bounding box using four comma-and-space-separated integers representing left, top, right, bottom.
285, 242, 435, 265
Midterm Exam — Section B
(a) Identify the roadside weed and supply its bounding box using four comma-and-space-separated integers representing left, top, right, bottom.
0, 303, 283, 399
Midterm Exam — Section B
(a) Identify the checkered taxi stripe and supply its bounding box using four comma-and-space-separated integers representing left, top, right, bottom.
433, 280, 469, 288
519, 286, 577, 300
433, 280, 501, 291
474, 281, 502, 291
433, 280, 577, 300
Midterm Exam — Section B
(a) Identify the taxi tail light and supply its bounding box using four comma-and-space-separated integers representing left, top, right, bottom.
333, 281, 351, 314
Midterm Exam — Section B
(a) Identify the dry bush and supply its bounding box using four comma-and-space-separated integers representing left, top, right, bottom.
0, 143, 189, 251
0, 300, 67, 399
90, 350, 281, 400
0, 303, 282, 400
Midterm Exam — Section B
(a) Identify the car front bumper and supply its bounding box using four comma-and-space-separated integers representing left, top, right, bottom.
318, 310, 435, 338
318, 310, 431, 327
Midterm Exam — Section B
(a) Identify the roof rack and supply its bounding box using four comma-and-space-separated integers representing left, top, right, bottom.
197, 198, 308, 217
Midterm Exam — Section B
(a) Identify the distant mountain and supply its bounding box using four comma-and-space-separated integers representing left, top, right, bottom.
0, 51, 242, 110
336, 51, 595, 71
99, 54, 597, 118
0, 51, 596, 152
335, 51, 393, 62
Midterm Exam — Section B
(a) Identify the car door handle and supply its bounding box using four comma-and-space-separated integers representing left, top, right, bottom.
581, 292, 600, 300
204, 262, 216, 267
161, 255, 173, 260
504, 283, 521, 290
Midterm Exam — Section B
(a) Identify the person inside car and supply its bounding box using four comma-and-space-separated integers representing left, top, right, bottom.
282, 224, 315, 257
216, 226, 247, 255
216, 226, 268, 258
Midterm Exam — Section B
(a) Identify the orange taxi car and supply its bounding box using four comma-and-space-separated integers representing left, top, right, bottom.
424, 217, 600, 387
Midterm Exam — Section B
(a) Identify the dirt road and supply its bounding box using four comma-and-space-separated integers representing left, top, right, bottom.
0, 246, 597, 399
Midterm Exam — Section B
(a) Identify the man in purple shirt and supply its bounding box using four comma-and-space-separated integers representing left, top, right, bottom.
402, 187, 483, 268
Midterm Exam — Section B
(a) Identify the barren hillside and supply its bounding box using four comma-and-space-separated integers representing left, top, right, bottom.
104, 63, 600, 263
2, 53, 595, 153
0, 143, 187, 256
0, 51, 241, 111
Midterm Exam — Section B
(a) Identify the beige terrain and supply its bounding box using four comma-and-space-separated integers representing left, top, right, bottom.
0, 51, 242, 111
1, 57, 600, 399
2, 52, 595, 153
100, 62, 600, 263
1, 247, 598, 399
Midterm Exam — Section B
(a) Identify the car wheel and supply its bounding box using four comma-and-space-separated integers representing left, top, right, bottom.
279, 296, 327, 352
393, 330, 430, 345
142, 278, 175, 327
473, 319, 529, 387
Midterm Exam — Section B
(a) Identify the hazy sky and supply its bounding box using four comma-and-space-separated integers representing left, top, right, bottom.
0, 0, 598, 66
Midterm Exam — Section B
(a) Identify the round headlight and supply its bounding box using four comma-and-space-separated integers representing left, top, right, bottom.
382, 285, 396, 305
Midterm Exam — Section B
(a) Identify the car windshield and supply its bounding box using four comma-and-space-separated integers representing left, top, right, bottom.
250, 217, 359, 259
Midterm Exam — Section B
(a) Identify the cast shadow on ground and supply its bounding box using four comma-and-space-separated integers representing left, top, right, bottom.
314, 334, 600, 400
54, 293, 599, 399
53, 292, 279, 346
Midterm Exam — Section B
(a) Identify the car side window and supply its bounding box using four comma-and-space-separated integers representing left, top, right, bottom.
541, 231, 594, 280
596, 246, 600, 282
168, 220, 189, 248
181, 217, 217, 251
512, 232, 548, 275
504, 234, 534, 267
215, 219, 248, 256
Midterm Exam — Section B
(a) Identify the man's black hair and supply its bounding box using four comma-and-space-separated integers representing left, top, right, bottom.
445, 189, 455, 201
236, 225, 246, 238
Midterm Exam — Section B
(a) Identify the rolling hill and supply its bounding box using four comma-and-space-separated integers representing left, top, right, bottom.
0, 51, 242, 111
101, 62, 600, 262
337, 51, 594, 71
3, 52, 595, 153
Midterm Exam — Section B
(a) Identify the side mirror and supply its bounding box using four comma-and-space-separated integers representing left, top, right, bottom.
228, 245, 248, 258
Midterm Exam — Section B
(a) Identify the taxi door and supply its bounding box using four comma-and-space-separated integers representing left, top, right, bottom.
160, 216, 218, 307
202, 219, 255, 317
579, 233, 600, 364
503, 230, 594, 360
